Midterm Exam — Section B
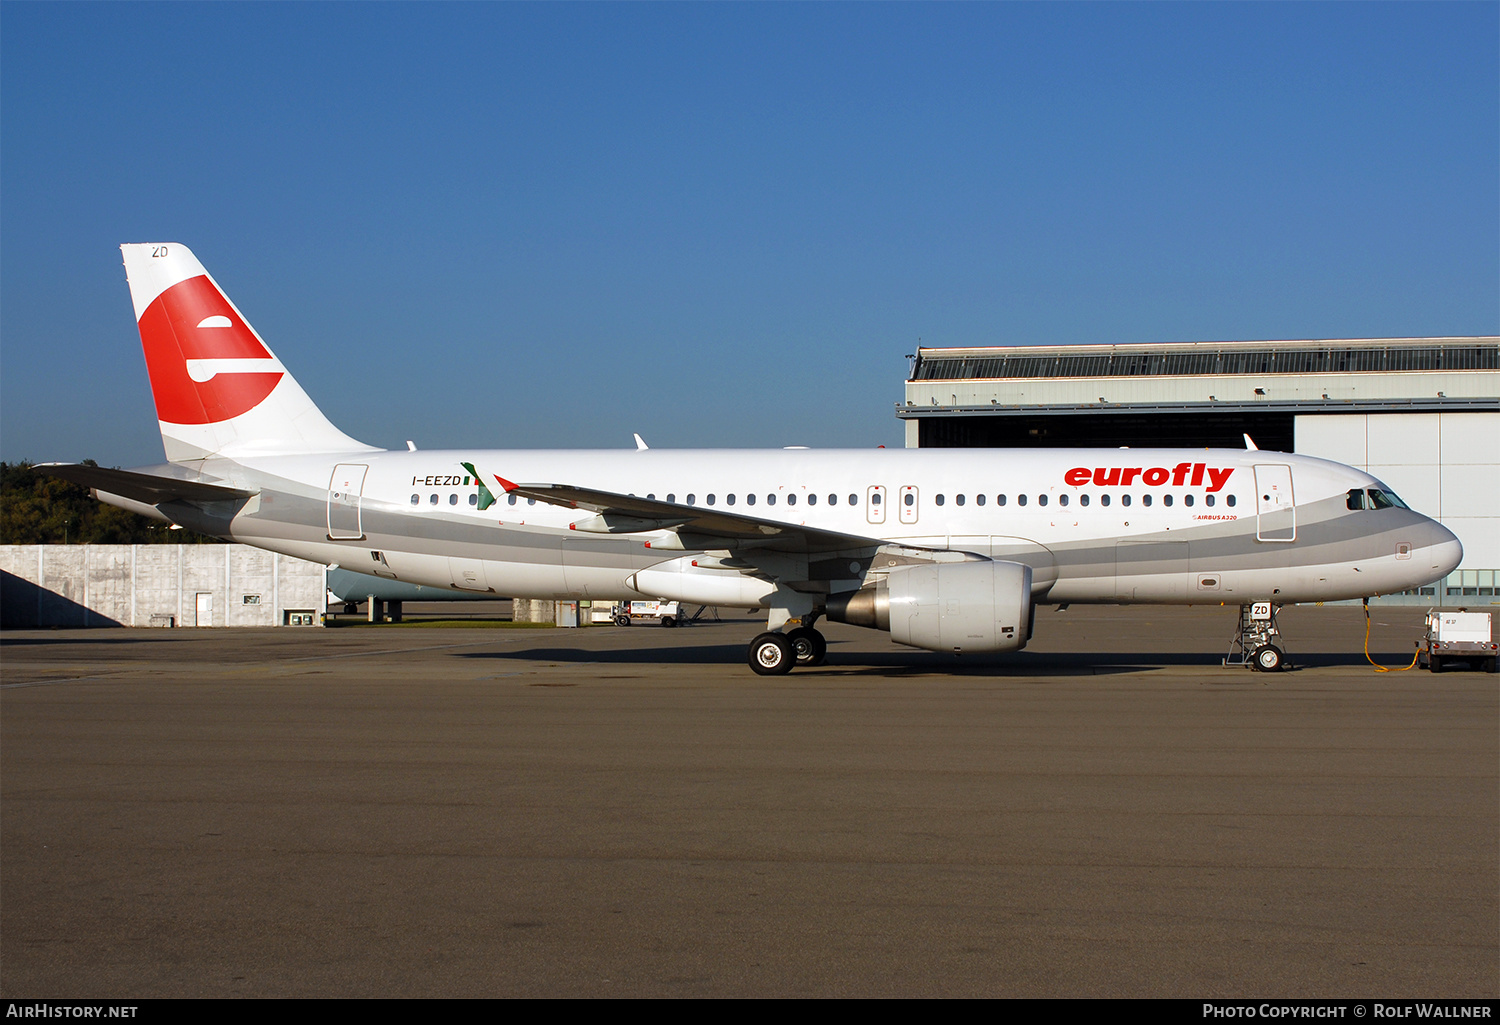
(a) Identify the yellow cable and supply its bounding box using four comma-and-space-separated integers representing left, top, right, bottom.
1364, 603, 1421, 672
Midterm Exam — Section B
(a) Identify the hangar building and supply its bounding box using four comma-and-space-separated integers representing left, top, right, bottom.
900, 336, 1499, 603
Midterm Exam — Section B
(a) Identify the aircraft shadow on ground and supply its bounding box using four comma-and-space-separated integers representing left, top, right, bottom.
457, 643, 1406, 674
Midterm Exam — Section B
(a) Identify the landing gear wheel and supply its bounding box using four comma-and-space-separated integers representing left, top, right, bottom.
786, 627, 827, 667
1253, 645, 1284, 672
748, 632, 795, 675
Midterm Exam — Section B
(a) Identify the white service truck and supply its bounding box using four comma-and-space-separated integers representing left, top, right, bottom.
612, 600, 683, 628
1419, 609, 1497, 673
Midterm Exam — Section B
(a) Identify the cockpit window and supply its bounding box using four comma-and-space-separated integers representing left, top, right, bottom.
1349, 488, 1411, 511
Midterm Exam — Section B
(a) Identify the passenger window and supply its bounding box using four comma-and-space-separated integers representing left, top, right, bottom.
787, 494, 796, 506
1205, 495, 1215, 507
1101, 494, 1111, 507
449, 494, 458, 505
667, 494, 676, 504
767, 494, 776, 506
847, 494, 857, 505
469, 494, 478, 506
1080, 494, 1089, 507
934, 494, 945, 507
429, 494, 438, 505
410, 494, 419, 505
727, 494, 735, 505
1226, 495, 1236, 507
747, 494, 756, 506
508, 494, 518, 506
1163, 494, 1172, 507
707, 494, 715, 506
807, 494, 816, 506
1017, 494, 1027, 507
956, 494, 965, 506
1142, 495, 1151, 507
903, 493, 914, 507
1121, 495, 1131, 507
976, 494, 986, 506
1058, 494, 1068, 507
1184, 494, 1193, 507
686, 494, 695, 505
647, 494, 655, 501
997, 494, 1007, 506
1038, 494, 1048, 507
872, 492, 881, 505
527, 498, 535, 506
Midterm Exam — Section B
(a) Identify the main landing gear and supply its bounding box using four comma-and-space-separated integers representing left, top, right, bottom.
747, 625, 828, 675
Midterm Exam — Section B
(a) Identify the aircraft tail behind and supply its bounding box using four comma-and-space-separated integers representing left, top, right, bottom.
120, 243, 377, 463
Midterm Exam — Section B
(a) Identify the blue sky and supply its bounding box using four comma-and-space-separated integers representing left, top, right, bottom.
3, 2, 1496, 466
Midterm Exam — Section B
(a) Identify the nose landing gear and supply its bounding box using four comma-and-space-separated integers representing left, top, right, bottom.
1253, 643, 1285, 672
1226, 601, 1288, 672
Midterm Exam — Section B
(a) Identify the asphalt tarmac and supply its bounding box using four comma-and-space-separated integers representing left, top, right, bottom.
2, 605, 1495, 997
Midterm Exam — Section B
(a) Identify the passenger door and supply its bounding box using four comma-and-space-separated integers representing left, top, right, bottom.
1254, 464, 1296, 542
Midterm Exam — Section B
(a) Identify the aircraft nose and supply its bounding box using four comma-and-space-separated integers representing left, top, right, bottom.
1426, 521, 1463, 580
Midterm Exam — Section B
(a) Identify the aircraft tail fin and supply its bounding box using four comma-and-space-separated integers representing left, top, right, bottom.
119, 243, 378, 463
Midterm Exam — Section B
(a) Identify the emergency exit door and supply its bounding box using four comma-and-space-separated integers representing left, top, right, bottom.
328, 464, 368, 540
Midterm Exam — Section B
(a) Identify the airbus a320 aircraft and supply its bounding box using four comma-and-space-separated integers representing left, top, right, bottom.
42, 244, 1462, 673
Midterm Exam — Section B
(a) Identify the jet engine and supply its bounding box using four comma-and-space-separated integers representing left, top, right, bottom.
826, 560, 1033, 654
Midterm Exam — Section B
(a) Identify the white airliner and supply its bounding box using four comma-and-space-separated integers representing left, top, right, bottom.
42, 244, 1462, 673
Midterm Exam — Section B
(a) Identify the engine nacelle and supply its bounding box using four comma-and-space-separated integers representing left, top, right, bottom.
827, 560, 1033, 654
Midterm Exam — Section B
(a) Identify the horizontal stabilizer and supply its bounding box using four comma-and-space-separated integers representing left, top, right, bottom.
34, 463, 257, 505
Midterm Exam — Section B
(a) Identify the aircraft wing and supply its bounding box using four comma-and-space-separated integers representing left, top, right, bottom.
493, 474, 887, 556
34, 463, 257, 505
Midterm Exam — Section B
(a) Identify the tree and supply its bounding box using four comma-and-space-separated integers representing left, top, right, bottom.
0, 462, 224, 545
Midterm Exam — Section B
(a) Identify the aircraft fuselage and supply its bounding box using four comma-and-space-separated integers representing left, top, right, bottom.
136, 445, 1459, 610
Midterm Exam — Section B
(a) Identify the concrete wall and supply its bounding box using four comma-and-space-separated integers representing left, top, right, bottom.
511, 597, 557, 624
0, 545, 326, 628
